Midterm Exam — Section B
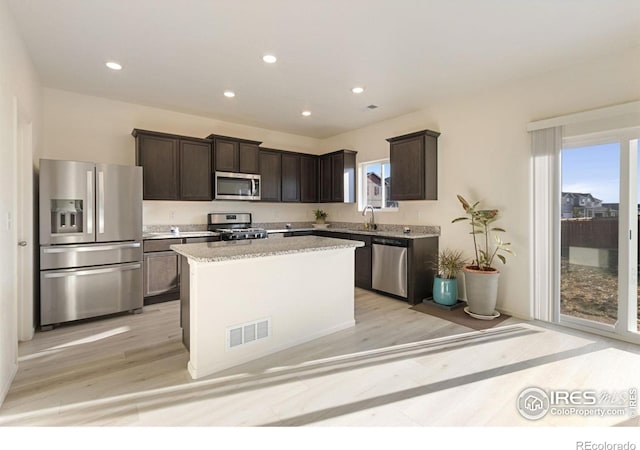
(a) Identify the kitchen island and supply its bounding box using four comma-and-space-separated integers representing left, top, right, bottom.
171, 236, 363, 379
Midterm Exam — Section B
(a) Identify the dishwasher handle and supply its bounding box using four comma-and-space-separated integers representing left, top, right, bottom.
372, 237, 408, 247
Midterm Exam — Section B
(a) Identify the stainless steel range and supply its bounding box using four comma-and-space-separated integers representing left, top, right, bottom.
207, 213, 268, 240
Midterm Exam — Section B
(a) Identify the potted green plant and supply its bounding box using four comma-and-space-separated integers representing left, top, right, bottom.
432, 249, 467, 306
313, 209, 328, 225
452, 195, 514, 317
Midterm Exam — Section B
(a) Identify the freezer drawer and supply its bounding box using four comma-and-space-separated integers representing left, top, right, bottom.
40, 262, 143, 326
40, 242, 142, 270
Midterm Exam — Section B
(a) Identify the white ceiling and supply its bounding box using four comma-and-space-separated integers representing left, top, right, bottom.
7, 0, 640, 138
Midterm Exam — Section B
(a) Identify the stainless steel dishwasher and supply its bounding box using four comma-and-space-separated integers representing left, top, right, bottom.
372, 237, 408, 298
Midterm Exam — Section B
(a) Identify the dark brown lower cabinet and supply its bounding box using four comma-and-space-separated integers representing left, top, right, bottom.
143, 236, 219, 305
180, 255, 190, 350
143, 239, 182, 305
352, 234, 372, 289
309, 230, 438, 304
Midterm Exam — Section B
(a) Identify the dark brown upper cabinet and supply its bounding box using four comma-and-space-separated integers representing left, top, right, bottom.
319, 155, 332, 203
259, 149, 282, 202
319, 150, 357, 203
386, 129, 440, 201
179, 140, 212, 200
208, 134, 261, 174
133, 129, 212, 201
300, 155, 318, 203
281, 152, 301, 203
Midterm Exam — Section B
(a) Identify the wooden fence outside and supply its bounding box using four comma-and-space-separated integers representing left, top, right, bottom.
561, 218, 620, 250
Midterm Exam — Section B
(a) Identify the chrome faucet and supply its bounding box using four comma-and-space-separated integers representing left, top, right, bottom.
362, 205, 376, 230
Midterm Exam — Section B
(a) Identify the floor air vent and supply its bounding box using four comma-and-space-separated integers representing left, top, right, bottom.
227, 318, 271, 349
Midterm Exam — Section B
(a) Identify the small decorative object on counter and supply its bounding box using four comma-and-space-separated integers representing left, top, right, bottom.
170, 226, 180, 234
313, 209, 328, 224
432, 249, 466, 306
312, 209, 330, 229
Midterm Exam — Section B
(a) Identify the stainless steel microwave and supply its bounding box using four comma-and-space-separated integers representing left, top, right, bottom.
215, 171, 261, 201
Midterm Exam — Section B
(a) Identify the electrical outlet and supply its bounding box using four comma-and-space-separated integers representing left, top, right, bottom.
6, 212, 11, 232
170, 210, 176, 221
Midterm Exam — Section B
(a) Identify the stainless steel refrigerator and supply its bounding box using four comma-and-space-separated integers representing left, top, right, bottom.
39, 159, 143, 329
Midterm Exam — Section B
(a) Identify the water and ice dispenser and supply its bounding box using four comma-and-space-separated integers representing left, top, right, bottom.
50, 199, 83, 234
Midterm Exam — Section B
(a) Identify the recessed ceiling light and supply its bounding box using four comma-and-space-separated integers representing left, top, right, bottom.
263, 54, 277, 64
223, 90, 236, 98
301, 111, 311, 117
351, 86, 365, 94
105, 61, 122, 70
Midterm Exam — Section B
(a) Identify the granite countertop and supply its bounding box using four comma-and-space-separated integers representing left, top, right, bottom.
265, 227, 437, 240
171, 236, 364, 263
325, 228, 439, 239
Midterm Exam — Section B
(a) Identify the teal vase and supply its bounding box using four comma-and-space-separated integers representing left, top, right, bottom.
433, 277, 458, 306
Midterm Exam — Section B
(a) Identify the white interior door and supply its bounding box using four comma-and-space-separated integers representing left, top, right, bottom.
16, 102, 34, 341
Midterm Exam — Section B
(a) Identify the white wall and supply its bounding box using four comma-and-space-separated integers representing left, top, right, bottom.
320, 47, 640, 319
0, 0, 41, 405
42, 89, 325, 226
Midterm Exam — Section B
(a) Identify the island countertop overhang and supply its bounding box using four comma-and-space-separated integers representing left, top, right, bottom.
171, 235, 364, 263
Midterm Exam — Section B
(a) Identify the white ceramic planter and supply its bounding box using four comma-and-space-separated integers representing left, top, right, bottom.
463, 266, 500, 316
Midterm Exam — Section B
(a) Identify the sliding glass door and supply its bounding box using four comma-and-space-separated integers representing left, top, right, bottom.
559, 136, 639, 335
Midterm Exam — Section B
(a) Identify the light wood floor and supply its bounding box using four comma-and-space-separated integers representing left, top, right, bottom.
1, 288, 639, 427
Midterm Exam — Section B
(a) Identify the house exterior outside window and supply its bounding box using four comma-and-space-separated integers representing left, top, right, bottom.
359, 159, 398, 211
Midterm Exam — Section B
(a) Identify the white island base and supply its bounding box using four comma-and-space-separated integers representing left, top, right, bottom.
173, 238, 360, 380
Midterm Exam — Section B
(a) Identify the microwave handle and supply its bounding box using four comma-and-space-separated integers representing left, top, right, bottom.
251, 178, 256, 195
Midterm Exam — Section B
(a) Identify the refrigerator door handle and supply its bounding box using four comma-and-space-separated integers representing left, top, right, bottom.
42, 242, 141, 253
86, 170, 94, 234
98, 170, 105, 234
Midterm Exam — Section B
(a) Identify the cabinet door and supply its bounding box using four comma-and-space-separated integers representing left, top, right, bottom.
136, 134, 180, 200
281, 153, 301, 202
239, 143, 260, 174
331, 153, 345, 202
259, 150, 282, 202
389, 136, 425, 201
214, 138, 239, 172
352, 234, 372, 289
355, 246, 372, 289
319, 155, 332, 202
180, 140, 212, 200
143, 250, 180, 297
300, 155, 318, 203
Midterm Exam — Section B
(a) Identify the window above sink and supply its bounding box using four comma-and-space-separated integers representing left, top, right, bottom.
358, 159, 399, 212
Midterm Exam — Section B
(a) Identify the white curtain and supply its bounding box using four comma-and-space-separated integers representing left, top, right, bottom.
531, 126, 562, 321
